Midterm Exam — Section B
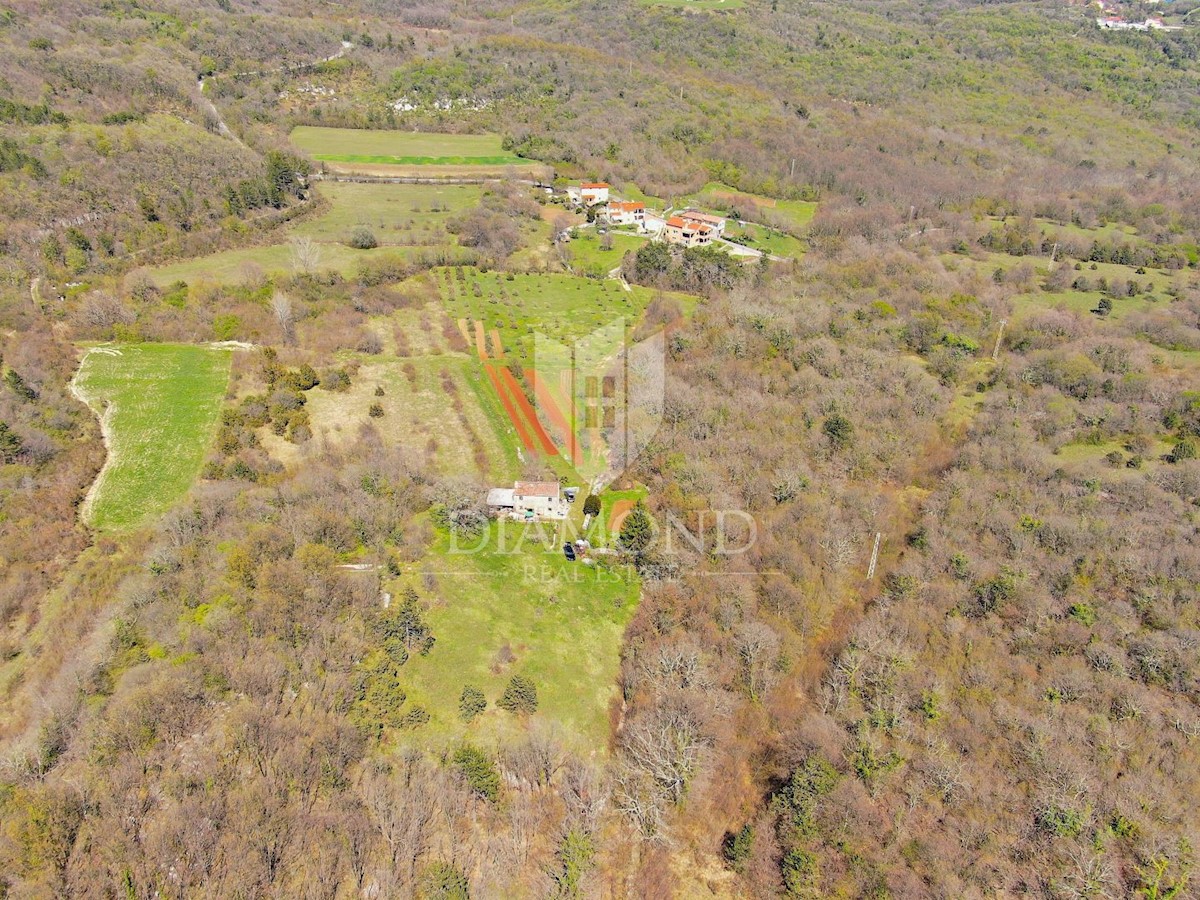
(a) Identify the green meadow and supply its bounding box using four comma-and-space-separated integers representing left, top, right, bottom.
73, 344, 231, 531
393, 521, 639, 751
291, 126, 525, 165
147, 181, 483, 287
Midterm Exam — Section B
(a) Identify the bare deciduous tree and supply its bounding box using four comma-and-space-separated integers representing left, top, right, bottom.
291, 237, 321, 275
271, 290, 296, 345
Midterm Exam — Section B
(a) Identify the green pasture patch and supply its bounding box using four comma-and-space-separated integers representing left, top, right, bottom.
73, 344, 231, 531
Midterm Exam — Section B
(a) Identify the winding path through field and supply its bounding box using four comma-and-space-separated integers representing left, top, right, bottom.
68, 347, 122, 525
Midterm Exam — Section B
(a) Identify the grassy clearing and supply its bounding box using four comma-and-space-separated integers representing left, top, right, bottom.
292, 127, 515, 160
988, 215, 1139, 243
1009, 289, 1173, 322
564, 230, 645, 277
686, 182, 818, 231
1052, 436, 1174, 472
290, 182, 483, 245
290, 127, 545, 176
392, 521, 639, 751
146, 242, 415, 287
723, 221, 807, 259
147, 181, 485, 287
73, 344, 231, 531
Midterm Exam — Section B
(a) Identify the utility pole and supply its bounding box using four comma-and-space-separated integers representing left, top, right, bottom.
992, 318, 1008, 361
867, 532, 881, 580
790, 158, 796, 179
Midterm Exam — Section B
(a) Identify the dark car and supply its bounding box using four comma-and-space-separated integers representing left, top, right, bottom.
563, 543, 577, 561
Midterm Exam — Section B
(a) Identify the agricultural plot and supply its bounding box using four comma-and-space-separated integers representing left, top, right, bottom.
146, 242, 414, 288
433, 268, 689, 477
391, 522, 640, 751
72, 344, 231, 531
290, 126, 549, 178
262, 351, 520, 482
148, 182, 484, 287
432, 268, 680, 365
291, 181, 483, 246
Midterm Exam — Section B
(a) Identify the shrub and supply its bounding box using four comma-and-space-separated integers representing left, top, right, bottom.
368, 402, 384, 418
498, 674, 538, 715
349, 226, 379, 250
618, 500, 652, 555
1170, 438, 1197, 462
452, 744, 501, 801
459, 685, 487, 722
399, 706, 430, 728
582, 494, 601, 516
1035, 804, 1084, 838
822, 412, 854, 451
420, 862, 470, 900
1068, 602, 1097, 626
0, 421, 22, 463
723, 824, 754, 871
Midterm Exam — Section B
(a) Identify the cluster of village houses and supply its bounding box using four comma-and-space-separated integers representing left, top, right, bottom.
562, 182, 729, 249
1093, 0, 1181, 30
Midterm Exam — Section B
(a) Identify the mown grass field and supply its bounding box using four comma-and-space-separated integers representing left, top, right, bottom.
146, 242, 416, 287
392, 521, 640, 751
290, 182, 484, 245
290, 127, 546, 177
73, 344, 231, 531
292, 126, 518, 161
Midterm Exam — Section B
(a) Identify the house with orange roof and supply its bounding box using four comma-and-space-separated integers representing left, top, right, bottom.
663, 215, 714, 248
679, 209, 726, 237
603, 200, 646, 228
567, 182, 611, 206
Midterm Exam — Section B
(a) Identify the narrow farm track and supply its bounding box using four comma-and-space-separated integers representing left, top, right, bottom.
473, 320, 489, 360
489, 329, 505, 359
68, 347, 121, 526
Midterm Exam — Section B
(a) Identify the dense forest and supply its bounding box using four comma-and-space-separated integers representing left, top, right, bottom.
1, 0, 1199, 897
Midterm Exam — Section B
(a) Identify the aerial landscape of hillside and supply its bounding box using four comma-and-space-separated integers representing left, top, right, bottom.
0, 0, 1198, 896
